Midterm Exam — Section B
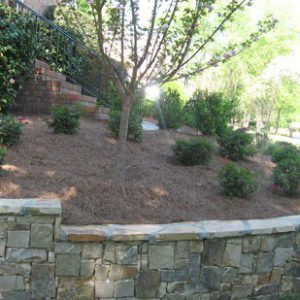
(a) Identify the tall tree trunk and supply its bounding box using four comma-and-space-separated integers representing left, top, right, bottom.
118, 101, 131, 152
275, 108, 281, 134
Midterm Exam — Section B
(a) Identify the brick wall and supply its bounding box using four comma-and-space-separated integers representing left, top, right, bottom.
1, 198, 300, 299
23, 0, 57, 15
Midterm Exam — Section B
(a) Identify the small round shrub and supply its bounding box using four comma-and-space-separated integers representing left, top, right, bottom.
218, 163, 259, 198
270, 142, 300, 163
0, 146, 7, 174
0, 114, 22, 146
172, 137, 214, 166
48, 104, 82, 134
108, 107, 143, 142
217, 128, 256, 161
154, 88, 184, 130
272, 157, 300, 196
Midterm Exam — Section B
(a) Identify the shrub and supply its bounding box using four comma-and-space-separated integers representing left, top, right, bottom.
0, 146, 6, 173
172, 138, 214, 166
255, 132, 271, 153
154, 88, 184, 130
184, 90, 236, 135
218, 128, 256, 161
0, 115, 22, 146
269, 142, 300, 163
142, 100, 156, 118
0, 5, 39, 113
48, 104, 82, 134
272, 157, 300, 196
218, 163, 259, 198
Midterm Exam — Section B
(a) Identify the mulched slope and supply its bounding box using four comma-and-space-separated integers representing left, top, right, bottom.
1, 117, 299, 225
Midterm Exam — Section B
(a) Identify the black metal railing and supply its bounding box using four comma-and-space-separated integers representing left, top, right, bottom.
1, 0, 109, 104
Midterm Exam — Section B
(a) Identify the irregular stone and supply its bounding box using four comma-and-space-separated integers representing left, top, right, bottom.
30, 224, 53, 248
256, 252, 274, 273
159, 281, 167, 298
175, 259, 189, 269
281, 276, 293, 292
274, 247, 293, 266
189, 253, 201, 284
200, 266, 223, 291
57, 277, 94, 300
241, 274, 258, 285
167, 281, 185, 293
95, 265, 109, 281
176, 241, 189, 259
109, 265, 138, 280
31, 263, 55, 299
56, 254, 80, 276
103, 243, 115, 263
275, 233, 295, 248
242, 236, 260, 253
0, 261, 31, 275
62, 226, 107, 242
6, 248, 47, 263
0, 240, 5, 257
161, 270, 189, 282
17, 215, 55, 224
254, 283, 280, 296
136, 271, 161, 298
285, 262, 300, 277
231, 284, 253, 299
0, 275, 24, 291
7, 231, 29, 248
80, 260, 95, 277
257, 273, 271, 285
293, 277, 300, 292
190, 241, 203, 253
54, 242, 82, 254
240, 254, 254, 274
223, 239, 242, 267
260, 236, 275, 252
0, 290, 30, 300
149, 244, 174, 270
220, 291, 231, 300
202, 239, 225, 265
166, 294, 185, 300
7, 220, 29, 231
222, 267, 238, 283
115, 244, 138, 265
114, 279, 134, 297
270, 267, 284, 283
48, 251, 55, 262
82, 243, 102, 259
95, 280, 114, 298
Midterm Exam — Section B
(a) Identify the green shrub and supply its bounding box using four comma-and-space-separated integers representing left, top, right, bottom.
0, 5, 39, 113
269, 142, 300, 163
48, 104, 82, 134
154, 88, 184, 130
273, 157, 300, 196
142, 100, 156, 118
0, 115, 22, 146
255, 132, 271, 153
218, 163, 259, 198
172, 138, 214, 166
218, 128, 256, 161
184, 90, 236, 135
0, 146, 6, 174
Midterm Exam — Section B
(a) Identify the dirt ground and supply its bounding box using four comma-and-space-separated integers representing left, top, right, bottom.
1, 116, 299, 225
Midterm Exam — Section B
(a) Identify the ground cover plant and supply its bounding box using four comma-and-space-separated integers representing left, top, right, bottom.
0, 146, 6, 174
0, 114, 22, 146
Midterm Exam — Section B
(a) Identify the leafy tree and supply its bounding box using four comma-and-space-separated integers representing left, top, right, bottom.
59, 0, 276, 151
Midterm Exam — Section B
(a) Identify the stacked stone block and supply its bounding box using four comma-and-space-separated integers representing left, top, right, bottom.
1, 199, 300, 299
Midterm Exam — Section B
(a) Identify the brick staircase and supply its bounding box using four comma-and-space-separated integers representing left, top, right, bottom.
16, 60, 97, 115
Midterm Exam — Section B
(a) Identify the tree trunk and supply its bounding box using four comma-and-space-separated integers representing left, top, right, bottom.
275, 108, 281, 134
118, 101, 131, 152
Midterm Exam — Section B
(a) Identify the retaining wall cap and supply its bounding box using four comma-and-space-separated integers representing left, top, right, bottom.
61, 215, 300, 242
0, 199, 61, 216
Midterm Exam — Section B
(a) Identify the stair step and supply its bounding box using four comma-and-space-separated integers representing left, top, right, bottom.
35, 59, 51, 70
80, 95, 97, 103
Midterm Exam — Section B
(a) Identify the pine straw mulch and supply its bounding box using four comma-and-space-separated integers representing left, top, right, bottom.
1, 116, 299, 225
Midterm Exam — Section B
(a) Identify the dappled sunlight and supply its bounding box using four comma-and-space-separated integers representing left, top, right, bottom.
104, 137, 118, 145
152, 186, 169, 198
46, 170, 56, 177
0, 182, 20, 194
61, 186, 78, 201
2, 164, 28, 175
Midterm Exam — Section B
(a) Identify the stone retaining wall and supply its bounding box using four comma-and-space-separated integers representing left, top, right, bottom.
1, 199, 300, 299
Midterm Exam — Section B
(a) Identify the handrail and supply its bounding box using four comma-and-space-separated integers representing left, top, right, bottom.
1, 0, 109, 104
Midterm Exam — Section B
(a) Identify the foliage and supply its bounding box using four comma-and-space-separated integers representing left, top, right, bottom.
154, 88, 184, 130
172, 137, 214, 166
218, 163, 259, 198
0, 115, 22, 146
108, 96, 143, 142
0, 5, 39, 113
48, 104, 82, 134
0, 146, 6, 174
273, 157, 300, 196
269, 142, 300, 163
255, 132, 271, 153
142, 100, 156, 118
218, 128, 256, 161
185, 90, 236, 135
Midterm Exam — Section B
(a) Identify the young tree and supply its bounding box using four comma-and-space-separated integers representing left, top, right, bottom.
59, 0, 276, 151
